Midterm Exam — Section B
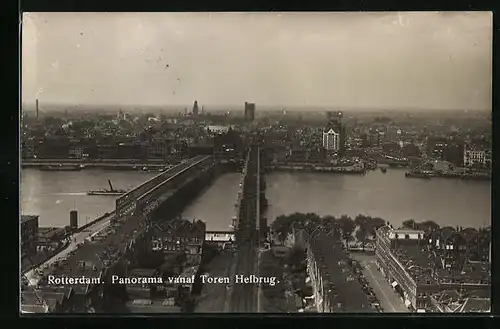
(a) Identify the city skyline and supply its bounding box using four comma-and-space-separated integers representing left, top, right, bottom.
22, 12, 492, 111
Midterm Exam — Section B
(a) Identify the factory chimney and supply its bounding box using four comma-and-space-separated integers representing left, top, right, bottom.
489, 241, 491, 264
36, 99, 39, 120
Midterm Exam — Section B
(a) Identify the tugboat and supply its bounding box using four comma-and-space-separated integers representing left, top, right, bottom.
40, 164, 84, 171
87, 179, 128, 196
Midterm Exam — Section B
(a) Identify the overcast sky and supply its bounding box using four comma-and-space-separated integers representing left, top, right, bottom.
22, 12, 492, 110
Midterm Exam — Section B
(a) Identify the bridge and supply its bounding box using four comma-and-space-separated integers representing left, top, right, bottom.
115, 155, 212, 217
22, 156, 216, 312
21, 151, 270, 313
227, 145, 265, 313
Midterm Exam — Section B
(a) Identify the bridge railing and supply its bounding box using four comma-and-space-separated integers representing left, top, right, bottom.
115, 156, 209, 214
137, 156, 214, 215
117, 156, 212, 216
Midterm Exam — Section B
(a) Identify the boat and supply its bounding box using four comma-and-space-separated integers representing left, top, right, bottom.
380, 167, 387, 173
405, 172, 431, 179
40, 165, 82, 171
87, 179, 128, 196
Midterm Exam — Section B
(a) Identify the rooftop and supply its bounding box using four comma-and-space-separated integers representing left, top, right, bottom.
377, 226, 490, 285
125, 299, 181, 313
21, 286, 73, 313
21, 215, 39, 224
21, 304, 48, 313
459, 298, 490, 312
433, 290, 490, 313
38, 227, 66, 240
48, 216, 149, 285
151, 218, 206, 237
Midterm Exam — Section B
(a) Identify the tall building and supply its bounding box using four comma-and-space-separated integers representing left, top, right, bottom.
323, 127, 340, 151
244, 102, 256, 121
192, 101, 199, 116
322, 111, 344, 153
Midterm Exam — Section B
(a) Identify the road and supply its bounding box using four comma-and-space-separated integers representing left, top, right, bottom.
23, 213, 114, 285
227, 147, 260, 313
229, 239, 257, 312
256, 248, 263, 312
351, 254, 408, 313
195, 251, 235, 313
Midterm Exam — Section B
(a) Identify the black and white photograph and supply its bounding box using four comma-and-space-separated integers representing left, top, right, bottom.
20, 12, 491, 314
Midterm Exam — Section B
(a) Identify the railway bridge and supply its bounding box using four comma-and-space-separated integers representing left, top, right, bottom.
114, 155, 213, 218
228, 145, 267, 313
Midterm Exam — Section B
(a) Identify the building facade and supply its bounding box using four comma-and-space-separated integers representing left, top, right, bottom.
150, 219, 205, 264
375, 226, 423, 309
322, 111, 344, 153
322, 129, 340, 152
463, 147, 491, 168
148, 136, 169, 159
375, 226, 490, 311
21, 215, 39, 259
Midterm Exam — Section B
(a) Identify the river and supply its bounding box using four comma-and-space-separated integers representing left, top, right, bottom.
20, 169, 157, 228
21, 168, 490, 230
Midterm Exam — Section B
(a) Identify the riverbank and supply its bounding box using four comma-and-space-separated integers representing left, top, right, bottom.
22, 162, 168, 172
267, 164, 365, 174
75, 211, 115, 233
405, 171, 491, 181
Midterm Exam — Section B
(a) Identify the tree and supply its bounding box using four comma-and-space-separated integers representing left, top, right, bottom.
440, 226, 456, 242
271, 215, 292, 241
460, 227, 478, 244
337, 215, 356, 242
354, 214, 369, 229
366, 217, 386, 237
418, 220, 440, 233
355, 227, 368, 251
321, 215, 336, 226
285, 245, 306, 270
402, 219, 417, 230
271, 213, 322, 242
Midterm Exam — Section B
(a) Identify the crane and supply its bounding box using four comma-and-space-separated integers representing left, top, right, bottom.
108, 180, 115, 192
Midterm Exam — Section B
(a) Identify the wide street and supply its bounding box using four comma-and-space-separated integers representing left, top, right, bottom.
351, 253, 409, 313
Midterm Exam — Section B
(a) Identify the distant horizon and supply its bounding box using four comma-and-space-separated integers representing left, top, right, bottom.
21, 101, 491, 113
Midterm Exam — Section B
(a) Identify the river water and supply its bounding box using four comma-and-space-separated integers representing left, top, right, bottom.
21, 168, 490, 230
20, 169, 157, 228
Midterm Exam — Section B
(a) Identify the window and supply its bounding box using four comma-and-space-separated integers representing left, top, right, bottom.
405, 234, 410, 239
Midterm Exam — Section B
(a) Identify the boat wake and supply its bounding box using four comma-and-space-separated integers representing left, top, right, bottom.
41, 192, 87, 196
